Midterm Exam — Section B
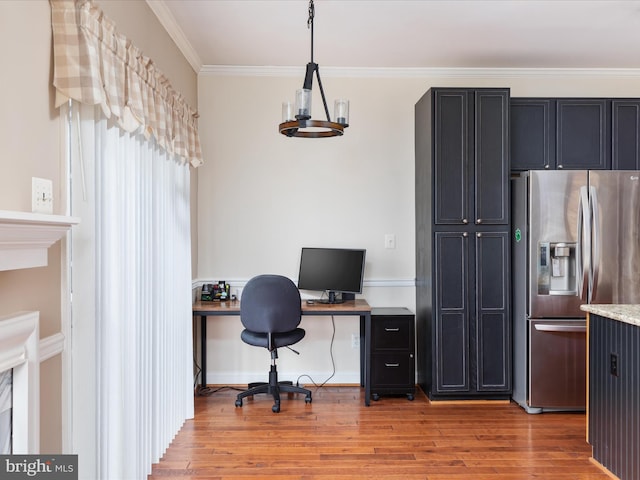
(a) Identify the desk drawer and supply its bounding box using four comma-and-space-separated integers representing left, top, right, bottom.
371, 353, 415, 388
372, 316, 414, 350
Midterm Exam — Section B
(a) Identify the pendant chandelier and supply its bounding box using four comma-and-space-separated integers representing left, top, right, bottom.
279, 0, 349, 138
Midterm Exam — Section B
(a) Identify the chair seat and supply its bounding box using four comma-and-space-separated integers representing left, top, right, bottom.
241, 328, 305, 349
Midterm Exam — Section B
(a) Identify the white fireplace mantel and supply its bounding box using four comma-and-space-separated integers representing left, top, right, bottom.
0, 210, 79, 271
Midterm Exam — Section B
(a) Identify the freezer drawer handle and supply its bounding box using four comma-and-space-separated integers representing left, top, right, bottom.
384, 363, 400, 368
534, 324, 587, 333
384, 327, 400, 332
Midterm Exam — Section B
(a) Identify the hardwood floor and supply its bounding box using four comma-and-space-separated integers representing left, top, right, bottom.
149, 386, 610, 480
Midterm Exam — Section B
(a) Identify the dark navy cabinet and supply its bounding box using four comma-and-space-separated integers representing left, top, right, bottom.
588, 313, 640, 480
510, 98, 555, 171
433, 231, 510, 394
511, 98, 611, 171
612, 99, 640, 170
415, 87, 511, 400
556, 99, 610, 170
433, 89, 509, 226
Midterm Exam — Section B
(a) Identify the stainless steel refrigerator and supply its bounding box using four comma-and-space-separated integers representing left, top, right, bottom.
512, 170, 640, 413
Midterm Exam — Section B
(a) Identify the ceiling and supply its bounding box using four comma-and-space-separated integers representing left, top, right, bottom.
152, 0, 640, 73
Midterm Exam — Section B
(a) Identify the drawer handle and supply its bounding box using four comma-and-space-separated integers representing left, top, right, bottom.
384, 328, 400, 332
534, 324, 586, 333
384, 363, 400, 368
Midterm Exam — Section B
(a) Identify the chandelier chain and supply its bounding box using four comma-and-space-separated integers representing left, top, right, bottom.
308, 0, 315, 64
307, 0, 314, 29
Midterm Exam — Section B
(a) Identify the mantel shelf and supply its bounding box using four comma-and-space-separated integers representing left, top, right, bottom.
0, 210, 80, 271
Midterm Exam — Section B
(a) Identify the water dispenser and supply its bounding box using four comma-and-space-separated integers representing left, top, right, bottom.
537, 242, 577, 295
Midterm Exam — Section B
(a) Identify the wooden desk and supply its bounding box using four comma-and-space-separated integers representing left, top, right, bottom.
193, 299, 374, 406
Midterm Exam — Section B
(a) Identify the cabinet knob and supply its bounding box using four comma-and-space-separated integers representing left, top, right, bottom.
477, 233, 482, 237
545, 165, 550, 169
558, 165, 564, 169
476, 219, 482, 224
462, 218, 468, 224
463, 232, 468, 237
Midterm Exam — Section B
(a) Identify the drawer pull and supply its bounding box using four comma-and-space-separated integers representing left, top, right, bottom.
384, 363, 400, 368
384, 328, 400, 332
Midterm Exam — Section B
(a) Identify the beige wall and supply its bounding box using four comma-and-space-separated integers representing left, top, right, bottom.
0, 0, 197, 456
0, 0, 64, 454
196, 70, 640, 384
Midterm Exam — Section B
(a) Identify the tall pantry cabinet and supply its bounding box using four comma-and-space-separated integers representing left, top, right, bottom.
415, 88, 512, 400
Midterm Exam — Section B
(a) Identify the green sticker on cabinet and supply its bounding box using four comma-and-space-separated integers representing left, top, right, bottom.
515, 228, 522, 242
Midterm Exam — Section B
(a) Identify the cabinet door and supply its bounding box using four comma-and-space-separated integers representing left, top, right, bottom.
475, 231, 511, 392
556, 99, 610, 170
434, 90, 471, 225
474, 90, 510, 225
612, 100, 640, 170
510, 99, 555, 171
434, 232, 470, 393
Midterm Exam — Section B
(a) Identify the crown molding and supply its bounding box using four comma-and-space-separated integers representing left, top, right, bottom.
146, 0, 202, 74
199, 65, 640, 79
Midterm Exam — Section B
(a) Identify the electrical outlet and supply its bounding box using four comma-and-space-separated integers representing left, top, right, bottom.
610, 353, 619, 377
351, 333, 360, 349
32, 177, 53, 214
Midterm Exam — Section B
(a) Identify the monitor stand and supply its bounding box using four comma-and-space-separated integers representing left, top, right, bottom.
317, 291, 344, 304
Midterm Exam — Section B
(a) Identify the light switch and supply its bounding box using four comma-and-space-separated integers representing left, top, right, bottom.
384, 234, 396, 249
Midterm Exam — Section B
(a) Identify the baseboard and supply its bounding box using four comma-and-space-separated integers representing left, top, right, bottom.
427, 399, 511, 405
204, 371, 361, 386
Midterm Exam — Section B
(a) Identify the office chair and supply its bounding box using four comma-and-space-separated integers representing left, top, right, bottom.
234, 274, 312, 413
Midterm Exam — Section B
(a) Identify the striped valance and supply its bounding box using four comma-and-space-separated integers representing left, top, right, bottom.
50, 0, 203, 167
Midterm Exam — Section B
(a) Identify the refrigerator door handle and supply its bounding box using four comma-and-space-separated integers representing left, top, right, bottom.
589, 185, 600, 302
534, 324, 587, 333
577, 186, 591, 301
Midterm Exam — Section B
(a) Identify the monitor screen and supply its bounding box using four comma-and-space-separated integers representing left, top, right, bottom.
297, 247, 366, 303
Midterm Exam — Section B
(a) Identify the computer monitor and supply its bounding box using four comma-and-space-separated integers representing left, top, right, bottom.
297, 247, 366, 304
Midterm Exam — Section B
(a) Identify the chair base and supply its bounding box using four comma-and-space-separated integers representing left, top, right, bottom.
235, 365, 312, 413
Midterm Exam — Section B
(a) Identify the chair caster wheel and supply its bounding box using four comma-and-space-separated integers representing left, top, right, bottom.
235, 399, 242, 407
372, 394, 380, 401
407, 394, 414, 401
272, 404, 280, 413
305, 395, 312, 404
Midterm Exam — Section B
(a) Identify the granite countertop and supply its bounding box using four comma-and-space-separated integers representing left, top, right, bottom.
580, 304, 640, 327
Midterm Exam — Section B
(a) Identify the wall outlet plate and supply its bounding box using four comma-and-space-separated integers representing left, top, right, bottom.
384, 233, 396, 249
32, 177, 53, 214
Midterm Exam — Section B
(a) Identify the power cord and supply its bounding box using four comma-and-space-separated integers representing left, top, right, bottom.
296, 315, 336, 389
197, 385, 244, 396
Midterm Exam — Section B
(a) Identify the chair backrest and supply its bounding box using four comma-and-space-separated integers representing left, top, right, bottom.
240, 275, 302, 334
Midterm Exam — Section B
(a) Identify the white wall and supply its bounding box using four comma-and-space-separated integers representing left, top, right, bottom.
196, 68, 640, 384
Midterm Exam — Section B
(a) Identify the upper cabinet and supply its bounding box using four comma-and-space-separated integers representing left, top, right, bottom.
434, 89, 509, 226
612, 100, 640, 170
510, 99, 555, 171
511, 98, 611, 171
556, 99, 610, 170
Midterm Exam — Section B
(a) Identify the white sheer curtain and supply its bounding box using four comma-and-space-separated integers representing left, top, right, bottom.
71, 103, 193, 479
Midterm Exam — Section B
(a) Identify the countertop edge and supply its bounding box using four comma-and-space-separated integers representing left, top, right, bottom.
580, 304, 640, 327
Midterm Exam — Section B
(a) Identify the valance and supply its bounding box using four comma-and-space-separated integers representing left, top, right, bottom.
50, 0, 203, 167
